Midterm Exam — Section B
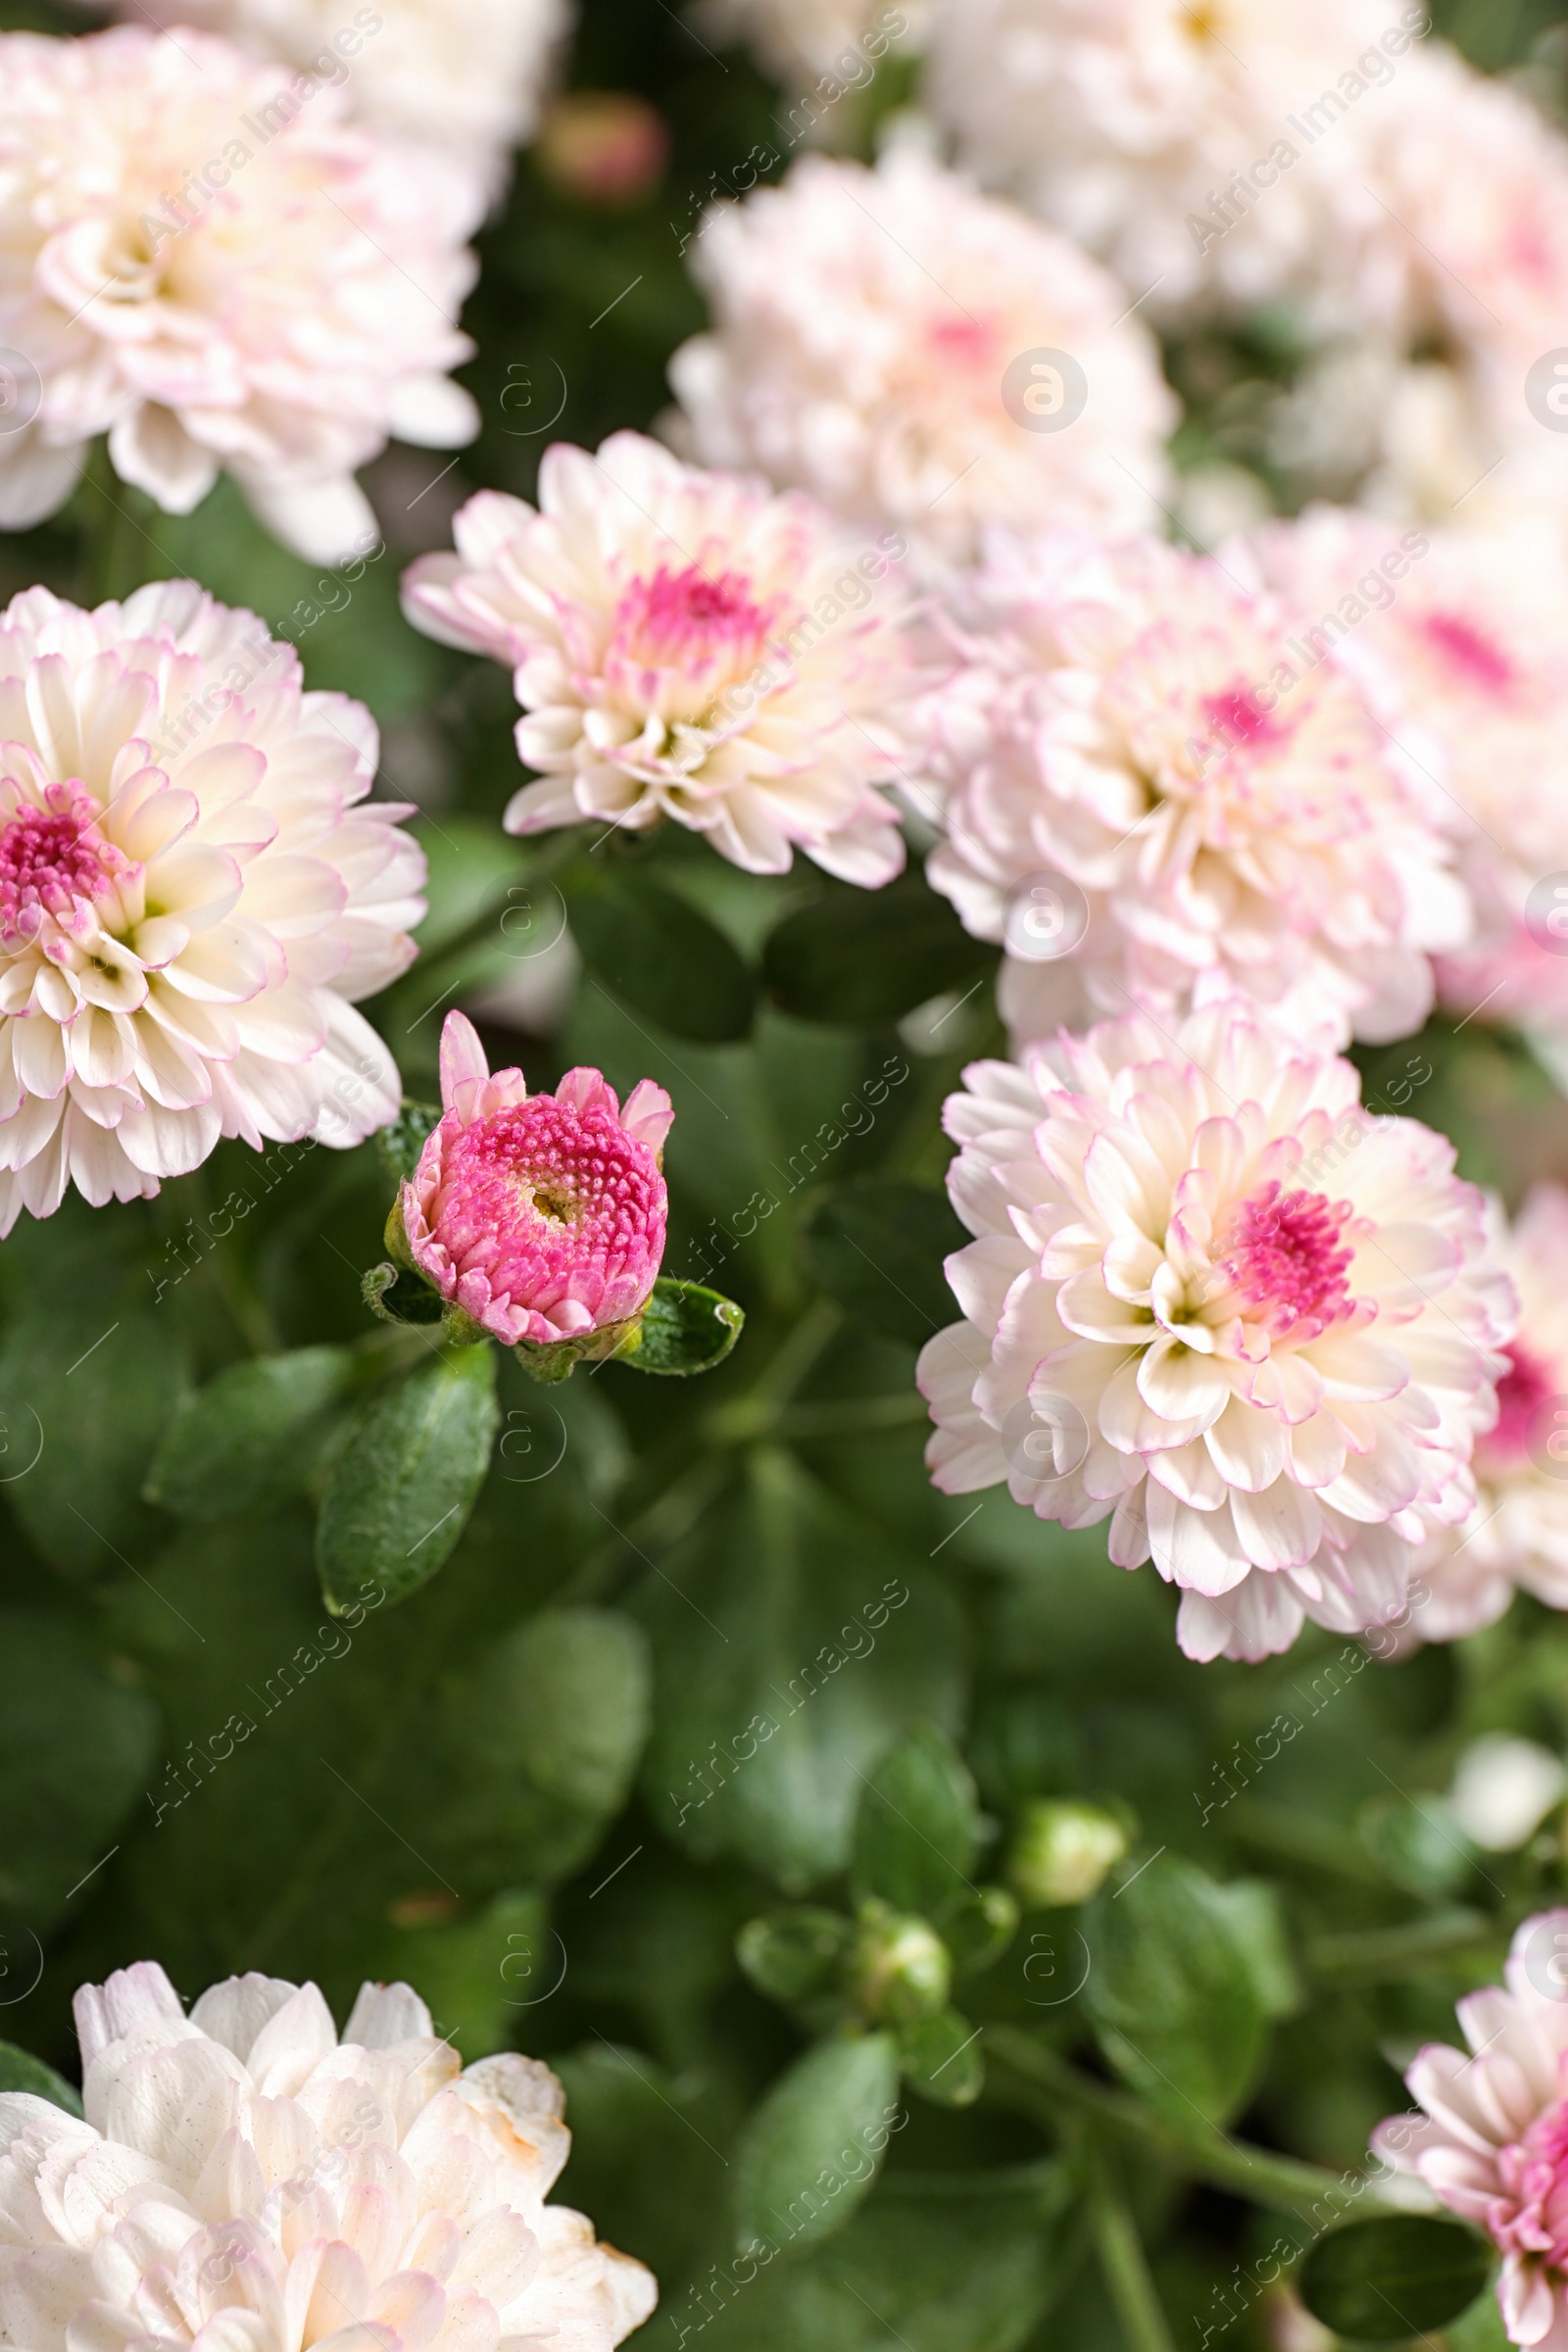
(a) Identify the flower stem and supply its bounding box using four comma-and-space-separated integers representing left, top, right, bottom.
987, 2030, 1404, 2224
1086, 2144, 1178, 2352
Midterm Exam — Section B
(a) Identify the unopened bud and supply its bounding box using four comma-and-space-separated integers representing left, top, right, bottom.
1008, 1799, 1127, 1908
850, 1900, 951, 2024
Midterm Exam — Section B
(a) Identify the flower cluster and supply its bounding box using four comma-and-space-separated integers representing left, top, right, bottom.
668, 149, 1177, 567
0, 24, 480, 562
402, 431, 912, 881
0, 581, 422, 1234
0, 1960, 656, 2352
918, 1000, 1515, 1662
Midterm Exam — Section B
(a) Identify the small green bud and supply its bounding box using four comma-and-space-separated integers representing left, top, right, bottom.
850, 1899, 952, 2024
943, 1885, 1021, 1975
737, 1908, 853, 2004
1008, 1799, 1128, 1908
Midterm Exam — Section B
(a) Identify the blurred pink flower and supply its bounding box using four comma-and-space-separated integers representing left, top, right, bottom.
668, 149, 1177, 567
912, 530, 1470, 1050
0, 25, 481, 563
402, 432, 912, 882
0, 581, 422, 1234
0, 1958, 656, 2352
919, 998, 1515, 1662
1375, 1908, 1568, 2349
403, 1009, 672, 1348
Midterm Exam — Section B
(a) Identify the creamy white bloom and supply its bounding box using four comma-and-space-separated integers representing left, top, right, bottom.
97, 0, 566, 190
1252, 506, 1568, 1040
912, 530, 1469, 1051
1448, 1736, 1567, 1851
1376, 1909, 1568, 2349
923, 0, 1421, 321
0, 1961, 655, 2352
0, 581, 423, 1234
919, 1000, 1514, 1663
667, 150, 1177, 568
0, 26, 481, 564
1402, 1187, 1568, 1642
402, 431, 912, 883
692, 0, 920, 90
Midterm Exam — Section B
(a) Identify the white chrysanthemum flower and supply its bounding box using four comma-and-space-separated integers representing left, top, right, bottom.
94, 0, 566, 191
0, 581, 423, 1234
401, 431, 912, 883
1402, 1187, 1568, 1642
1252, 506, 1568, 1040
912, 531, 1470, 1051
692, 0, 921, 91
0, 26, 481, 564
0, 1961, 655, 2352
918, 1000, 1515, 1664
922, 0, 1424, 320
666, 150, 1178, 568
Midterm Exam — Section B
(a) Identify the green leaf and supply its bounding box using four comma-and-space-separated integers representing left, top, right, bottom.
896, 2008, 984, 2108
1211, 1880, 1302, 2020
566, 869, 755, 1043
733, 2034, 900, 2254
800, 1179, 967, 1348
1298, 2218, 1493, 2342
0, 1609, 157, 1933
554, 2040, 725, 2289
625, 1277, 745, 1375
378, 1100, 444, 1184
739, 1909, 855, 2004
763, 873, 994, 1026
373, 1887, 547, 2062
851, 1723, 981, 1917
317, 1346, 499, 1613
146, 1347, 367, 1518
0, 2040, 82, 2115
0, 1305, 188, 1578
418, 1607, 652, 1887
636, 1450, 968, 1890
698, 2168, 1072, 2352
943, 1887, 1020, 1976
1084, 1852, 1269, 2127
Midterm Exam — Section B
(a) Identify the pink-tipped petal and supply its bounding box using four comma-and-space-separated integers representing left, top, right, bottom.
620, 1079, 675, 1153
439, 1009, 494, 1120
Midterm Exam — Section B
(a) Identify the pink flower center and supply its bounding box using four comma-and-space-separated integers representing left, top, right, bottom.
1200, 684, 1289, 760
925, 313, 1001, 368
1419, 611, 1517, 697
433, 1093, 665, 1317
1214, 1182, 1357, 1340
610, 563, 779, 677
1495, 2096, 1568, 2269
1483, 1340, 1559, 1467
0, 782, 126, 951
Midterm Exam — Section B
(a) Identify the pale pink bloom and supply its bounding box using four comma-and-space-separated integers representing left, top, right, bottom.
0, 26, 481, 564
1374, 1908, 1568, 2350
923, 0, 1422, 324
0, 581, 422, 1235
88, 0, 566, 194
1405, 1187, 1568, 1642
403, 1009, 672, 1348
0, 1960, 656, 2352
918, 999, 1515, 1663
912, 530, 1470, 1051
1252, 506, 1568, 1041
692, 0, 923, 89
402, 432, 911, 882
667, 149, 1177, 568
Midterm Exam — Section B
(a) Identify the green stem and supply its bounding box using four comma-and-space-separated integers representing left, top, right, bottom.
764, 1390, 929, 1442
987, 2031, 1402, 2225
1086, 2144, 1178, 2352
1306, 1907, 1495, 1984
701, 1298, 843, 1445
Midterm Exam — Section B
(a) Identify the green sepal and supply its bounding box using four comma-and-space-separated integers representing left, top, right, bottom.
363, 1260, 446, 1327
378, 1098, 443, 1183
896, 2007, 984, 2108
619, 1277, 744, 1376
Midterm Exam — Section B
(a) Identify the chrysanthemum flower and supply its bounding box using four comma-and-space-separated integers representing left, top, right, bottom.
0, 25, 481, 563
401, 432, 911, 882
402, 1009, 672, 1351
666, 150, 1177, 566
93, 0, 565, 193
1403, 1187, 1568, 1642
1374, 1908, 1568, 2349
918, 999, 1514, 1663
691, 0, 922, 91
922, 0, 1417, 321
913, 531, 1470, 1050
0, 580, 423, 1233
0, 1959, 656, 2352
1253, 506, 1568, 1042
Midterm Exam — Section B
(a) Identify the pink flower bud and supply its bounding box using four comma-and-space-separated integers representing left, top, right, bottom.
402, 1010, 673, 1350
